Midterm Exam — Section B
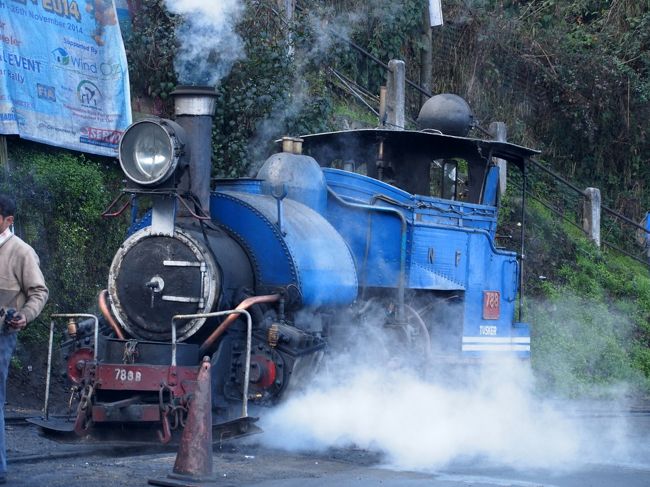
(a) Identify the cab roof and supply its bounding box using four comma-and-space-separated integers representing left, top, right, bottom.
299, 128, 540, 170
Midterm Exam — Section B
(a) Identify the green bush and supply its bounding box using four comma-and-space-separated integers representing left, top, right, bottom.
0, 140, 127, 342
527, 212, 650, 396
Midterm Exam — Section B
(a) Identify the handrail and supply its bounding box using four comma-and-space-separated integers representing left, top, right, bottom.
173, 309, 254, 418
529, 160, 649, 234
44, 314, 99, 420
288, 3, 648, 264
602, 240, 649, 267
602, 204, 649, 235
529, 159, 586, 197
515, 172, 649, 267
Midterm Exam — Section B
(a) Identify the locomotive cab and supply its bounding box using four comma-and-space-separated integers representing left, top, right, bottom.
300, 122, 538, 362
301, 130, 504, 206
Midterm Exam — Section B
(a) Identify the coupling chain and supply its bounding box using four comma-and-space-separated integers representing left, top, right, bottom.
158, 383, 189, 430
79, 384, 94, 411
123, 339, 139, 364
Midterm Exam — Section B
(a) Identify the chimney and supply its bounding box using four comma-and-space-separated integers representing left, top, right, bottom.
170, 86, 218, 216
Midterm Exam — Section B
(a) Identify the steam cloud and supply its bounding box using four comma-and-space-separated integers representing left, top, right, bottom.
258, 314, 644, 472
246, 4, 370, 169
164, 0, 244, 86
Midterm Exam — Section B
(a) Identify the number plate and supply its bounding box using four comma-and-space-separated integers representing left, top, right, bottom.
96, 364, 198, 392
114, 367, 142, 382
482, 290, 500, 320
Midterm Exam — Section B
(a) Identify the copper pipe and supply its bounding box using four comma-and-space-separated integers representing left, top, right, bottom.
176, 194, 211, 220
199, 294, 280, 354
98, 289, 125, 340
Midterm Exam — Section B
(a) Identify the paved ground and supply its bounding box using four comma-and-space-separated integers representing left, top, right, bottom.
4, 406, 650, 487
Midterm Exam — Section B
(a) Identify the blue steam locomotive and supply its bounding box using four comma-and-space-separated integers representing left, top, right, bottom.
41, 87, 537, 441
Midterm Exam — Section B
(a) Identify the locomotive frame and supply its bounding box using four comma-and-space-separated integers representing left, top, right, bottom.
31, 86, 539, 442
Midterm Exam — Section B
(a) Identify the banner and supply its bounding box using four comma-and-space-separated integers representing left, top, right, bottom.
0, 0, 132, 156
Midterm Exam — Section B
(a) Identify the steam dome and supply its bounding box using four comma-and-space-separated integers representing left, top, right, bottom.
416, 94, 474, 137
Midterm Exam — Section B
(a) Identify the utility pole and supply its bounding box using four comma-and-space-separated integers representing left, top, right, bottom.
278, 0, 294, 20
421, 1, 443, 107
420, 3, 433, 106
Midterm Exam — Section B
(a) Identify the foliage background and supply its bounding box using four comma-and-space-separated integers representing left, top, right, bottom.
0, 142, 127, 343
124, 0, 650, 394
4, 0, 649, 394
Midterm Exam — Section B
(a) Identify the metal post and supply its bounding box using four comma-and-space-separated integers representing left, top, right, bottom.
43, 320, 55, 420
646, 211, 650, 262
519, 167, 527, 322
386, 60, 405, 130
582, 187, 601, 247
0, 136, 9, 174
489, 122, 508, 196
283, 0, 294, 19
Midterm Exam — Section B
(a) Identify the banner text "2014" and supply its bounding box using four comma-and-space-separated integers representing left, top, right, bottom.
11, 0, 82, 23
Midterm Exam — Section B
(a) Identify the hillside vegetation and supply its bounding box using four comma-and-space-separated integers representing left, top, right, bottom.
2, 0, 648, 395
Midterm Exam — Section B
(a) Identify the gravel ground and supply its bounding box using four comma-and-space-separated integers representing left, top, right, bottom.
4, 405, 650, 487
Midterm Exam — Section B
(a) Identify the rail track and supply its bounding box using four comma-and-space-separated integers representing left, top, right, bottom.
5, 411, 260, 467
9, 442, 172, 465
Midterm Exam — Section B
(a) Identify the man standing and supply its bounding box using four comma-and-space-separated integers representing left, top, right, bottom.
0, 194, 48, 484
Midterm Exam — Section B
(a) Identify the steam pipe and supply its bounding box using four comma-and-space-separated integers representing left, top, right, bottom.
327, 187, 407, 322
371, 194, 407, 323
98, 289, 125, 339
198, 294, 281, 355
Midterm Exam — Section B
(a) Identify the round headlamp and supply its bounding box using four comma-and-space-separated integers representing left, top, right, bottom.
118, 119, 186, 186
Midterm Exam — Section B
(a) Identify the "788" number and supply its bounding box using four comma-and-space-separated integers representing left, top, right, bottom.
114, 368, 142, 382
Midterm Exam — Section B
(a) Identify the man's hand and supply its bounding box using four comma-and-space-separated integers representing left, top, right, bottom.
8, 313, 26, 331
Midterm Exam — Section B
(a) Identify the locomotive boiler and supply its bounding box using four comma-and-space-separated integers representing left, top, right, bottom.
34, 87, 538, 442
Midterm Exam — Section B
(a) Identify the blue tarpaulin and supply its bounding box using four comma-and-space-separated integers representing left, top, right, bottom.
0, 0, 131, 156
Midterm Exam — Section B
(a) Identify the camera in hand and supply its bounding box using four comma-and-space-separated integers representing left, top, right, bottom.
0, 308, 18, 332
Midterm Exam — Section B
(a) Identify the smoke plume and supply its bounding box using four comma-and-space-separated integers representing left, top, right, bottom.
164, 0, 244, 86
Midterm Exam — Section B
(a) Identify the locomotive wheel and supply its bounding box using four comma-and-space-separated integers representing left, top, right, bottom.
403, 304, 433, 362
380, 304, 432, 364
66, 348, 95, 384
353, 298, 433, 366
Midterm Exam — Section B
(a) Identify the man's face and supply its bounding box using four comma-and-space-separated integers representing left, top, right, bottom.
0, 214, 14, 234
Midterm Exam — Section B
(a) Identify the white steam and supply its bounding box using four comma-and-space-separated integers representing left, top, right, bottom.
164, 0, 244, 86
258, 314, 642, 472
246, 7, 363, 169
260, 361, 585, 470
